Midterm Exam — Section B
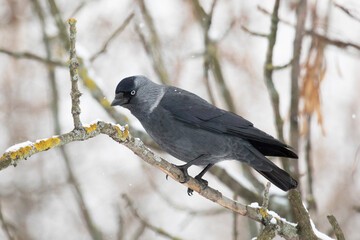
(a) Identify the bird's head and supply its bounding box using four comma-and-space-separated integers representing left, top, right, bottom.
111, 75, 163, 114
111, 76, 139, 107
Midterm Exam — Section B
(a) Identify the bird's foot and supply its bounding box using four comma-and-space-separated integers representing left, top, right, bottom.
177, 164, 190, 183
167, 164, 190, 183
187, 176, 209, 196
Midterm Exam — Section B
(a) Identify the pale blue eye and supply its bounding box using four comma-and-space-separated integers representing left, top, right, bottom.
130, 90, 136, 96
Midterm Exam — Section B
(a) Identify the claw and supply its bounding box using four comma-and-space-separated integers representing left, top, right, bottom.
187, 188, 194, 196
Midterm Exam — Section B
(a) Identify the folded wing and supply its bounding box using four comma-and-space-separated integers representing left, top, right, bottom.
160, 87, 297, 159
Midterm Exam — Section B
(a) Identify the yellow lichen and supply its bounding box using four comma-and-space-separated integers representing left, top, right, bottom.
34, 137, 61, 152
67, 18, 77, 23
10, 146, 33, 159
259, 208, 268, 218
123, 125, 130, 138
84, 123, 98, 133
100, 98, 110, 108
115, 125, 130, 140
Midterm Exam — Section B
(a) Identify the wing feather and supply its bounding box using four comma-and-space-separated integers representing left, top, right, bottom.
160, 87, 297, 158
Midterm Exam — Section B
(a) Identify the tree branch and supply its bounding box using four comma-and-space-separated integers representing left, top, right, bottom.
68, 19, 83, 129
334, 2, 360, 22
47, 0, 70, 50
241, 25, 268, 38
262, 0, 291, 173
258, 5, 360, 52
90, 13, 134, 62
289, 0, 307, 181
327, 215, 345, 240
0, 120, 299, 239
137, 0, 170, 85
122, 194, 185, 240
191, 0, 236, 113
288, 189, 318, 239
0, 202, 15, 240
0, 48, 66, 67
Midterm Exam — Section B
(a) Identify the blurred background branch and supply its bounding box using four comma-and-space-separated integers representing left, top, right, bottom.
90, 13, 134, 62
136, 0, 170, 85
122, 194, 185, 240
0, 202, 15, 240
0, 0, 358, 239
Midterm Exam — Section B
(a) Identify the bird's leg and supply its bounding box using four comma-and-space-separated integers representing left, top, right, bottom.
187, 163, 214, 196
165, 161, 192, 183
166, 154, 208, 184
175, 163, 191, 183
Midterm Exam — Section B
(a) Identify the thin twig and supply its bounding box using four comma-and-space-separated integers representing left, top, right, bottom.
191, 0, 236, 112
0, 202, 15, 240
68, 19, 83, 129
305, 115, 316, 211
262, 182, 271, 210
63, 146, 104, 240
68, 1, 87, 19
262, 0, 290, 172
31, 0, 59, 133
0, 48, 66, 67
241, 25, 268, 38
334, 2, 360, 22
90, 13, 134, 62
263, 0, 284, 142
289, 0, 308, 182
232, 194, 239, 240
116, 204, 125, 240
47, 0, 70, 50
267, 58, 294, 71
131, 223, 146, 240
258, 5, 360, 52
137, 0, 170, 85
122, 194, 186, 240
327, 215, 345, 240
146, 169, 226, 216
209, 166, 262, 203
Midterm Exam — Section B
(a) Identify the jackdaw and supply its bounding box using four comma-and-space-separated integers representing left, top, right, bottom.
111, 76, 298, 194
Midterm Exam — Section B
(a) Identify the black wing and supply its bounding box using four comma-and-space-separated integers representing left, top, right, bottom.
160, 87, 297, 158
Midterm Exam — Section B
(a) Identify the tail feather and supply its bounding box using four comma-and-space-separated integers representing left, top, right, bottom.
244, 144, 297, 191
255, 165, 298, 191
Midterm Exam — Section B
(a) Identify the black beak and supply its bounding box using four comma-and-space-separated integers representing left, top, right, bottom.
111, 92, 128, 106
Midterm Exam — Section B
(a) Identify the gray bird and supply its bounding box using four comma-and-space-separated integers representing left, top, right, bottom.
111, 76, 298, 194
